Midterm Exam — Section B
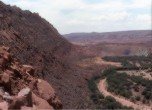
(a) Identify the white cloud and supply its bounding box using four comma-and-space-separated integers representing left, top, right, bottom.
130, 0, 151, 8
1, 0, 151, 34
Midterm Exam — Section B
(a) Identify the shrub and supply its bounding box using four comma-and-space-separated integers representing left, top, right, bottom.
101, 68, 116, 77
106, 72, 133, 98
103, 96, 124, 109
87, 73, 130, 109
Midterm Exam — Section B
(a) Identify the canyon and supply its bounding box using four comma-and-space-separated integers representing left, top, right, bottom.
0, 1, 152, 109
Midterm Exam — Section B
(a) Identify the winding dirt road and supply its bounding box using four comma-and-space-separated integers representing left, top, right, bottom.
98, 79, 152, 110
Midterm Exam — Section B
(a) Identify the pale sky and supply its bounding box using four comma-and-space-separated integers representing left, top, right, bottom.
2, 0, 152, 34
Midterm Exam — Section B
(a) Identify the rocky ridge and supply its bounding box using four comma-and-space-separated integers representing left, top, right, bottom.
0, 1, 95, 108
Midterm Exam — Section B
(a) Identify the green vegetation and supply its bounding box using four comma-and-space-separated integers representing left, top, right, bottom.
130, 76, 152, 100
88, 76, 104, 106
107, 72, 133, 98
87, 74, 132, 109
103, 55, 152, 69
102, 68, 133, 98
88, 54, 152, 108
88, 76, 100, 93
121, 60, 135, 68
101, 68, 117, 78
103, 55, 152, 63
102, 68, 152, 103
102, 96, 131, 109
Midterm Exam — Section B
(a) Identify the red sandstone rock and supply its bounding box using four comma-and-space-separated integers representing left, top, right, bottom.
0, 46, 62, 109
32, 93, 53, 109
1, 72, 10, 84
36, 79, 62, 109
22, 65, 35, 76
36, 79, 55, 99
20, 106, 33, 110
0, 101, 9, 110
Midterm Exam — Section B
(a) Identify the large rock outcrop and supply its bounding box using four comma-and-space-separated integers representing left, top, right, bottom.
0, 46, 62, 109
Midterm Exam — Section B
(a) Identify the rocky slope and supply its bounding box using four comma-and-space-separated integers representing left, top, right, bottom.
0, 1, 95, 109
0, 46, 62, 109
0, 1, 72, 77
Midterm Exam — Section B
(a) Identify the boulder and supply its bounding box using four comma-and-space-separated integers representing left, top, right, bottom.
2, 52, 11, 61
3, 92, 13, 101
21, 106, 34, 110
0, 70, 13, 88
0, 48, 11, 62
0, 87, 5, 96
1, 72, 10, 84
0, 72, 11, 93
0, 47, 9, 52
32, 93, 53, 109
0, 46, 62, 109
36, 79, 55, 99
36, 79, 62, 109
17, 87, 31, 98
17, 87, 32, 107
22, 65, 35, 76
0, 101, 9, 110
9, 87, 32, 109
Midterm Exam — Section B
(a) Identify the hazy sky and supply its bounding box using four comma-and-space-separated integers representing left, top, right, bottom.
2, 0, 152, 34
